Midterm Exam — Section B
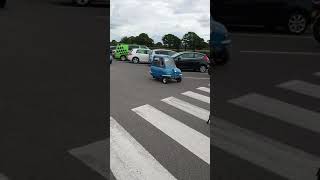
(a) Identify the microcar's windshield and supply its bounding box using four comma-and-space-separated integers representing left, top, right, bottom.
163, 57, 176, 67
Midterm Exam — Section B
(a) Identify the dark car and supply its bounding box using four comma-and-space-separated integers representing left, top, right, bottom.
213, 0, 312, 34
172, 52, 210, 73
0, 0, 6, 8
72, 0, 107, 6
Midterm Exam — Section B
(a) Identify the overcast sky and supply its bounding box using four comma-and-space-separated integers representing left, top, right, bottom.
110, 0, 210, 43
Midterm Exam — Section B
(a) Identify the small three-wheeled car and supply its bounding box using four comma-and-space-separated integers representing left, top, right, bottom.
149, 55, 182, 84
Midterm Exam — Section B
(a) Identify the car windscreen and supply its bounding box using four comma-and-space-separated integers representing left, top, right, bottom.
164, 57, 176, 67
168, 51, 177, 56
171, 53, 181, 58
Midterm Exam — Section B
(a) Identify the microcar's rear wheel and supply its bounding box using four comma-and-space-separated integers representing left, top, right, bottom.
162, 78, 168, 84
176, 78, 182, 83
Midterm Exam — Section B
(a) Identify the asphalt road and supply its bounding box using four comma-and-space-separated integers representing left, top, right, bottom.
110, 60, 211, 180
0, 1, 108, 179
212, 31, 320, 180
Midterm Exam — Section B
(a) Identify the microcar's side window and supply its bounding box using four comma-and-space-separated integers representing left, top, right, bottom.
152, 57, 160, 67
159, 58, 165, 68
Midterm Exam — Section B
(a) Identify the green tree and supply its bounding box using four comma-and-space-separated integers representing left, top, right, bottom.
181, 32, 205, 50
120, 36, 136, 44
135, 33, 154, 47
155, 42, 163, 48
110, 40, 118, 46
162, 34, 181, 50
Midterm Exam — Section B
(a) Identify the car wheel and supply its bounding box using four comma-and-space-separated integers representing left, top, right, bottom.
132, 57, 139, 64
73, 0, 90, 6
287, 12, 307, 34
120, 55, 126, 61
176, 78, 182, 83
199, 65, 207, 73
162, 78, 168, 84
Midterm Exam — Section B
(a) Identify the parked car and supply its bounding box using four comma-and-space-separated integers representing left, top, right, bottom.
150, 55, 182, 84
171, 52, 210, 73
114, 44, 149, 61
312, 0, 320, 43
110, 54, 113, 64
211, 19, 232, 65
110, 46, 116, 57
149, 49, 177, 63
72, 0, 107, 6
213, 0, 312, 34
0, 0, 6, 8
127, 48, 151, 64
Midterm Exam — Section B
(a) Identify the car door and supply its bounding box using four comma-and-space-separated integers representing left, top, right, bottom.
141, 50, 150, 62
250, 0, 288, 25
213, 0, 252, 25
151, 58, 161, 77
180, 53, 195, 70
194, 53, 205, 69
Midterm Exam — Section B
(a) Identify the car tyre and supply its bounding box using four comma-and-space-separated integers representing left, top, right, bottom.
287, 11, 308, 35
132, 57, 140, 64
176, 78, 182, 83
120, 55, 126, 61
73, 0, 90, 6
199, 65, 207, 73
162, 78, 168, 84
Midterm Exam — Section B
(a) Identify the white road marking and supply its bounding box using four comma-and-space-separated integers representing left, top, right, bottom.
110, 117, 177, 180
69, 140, 108, 178
161, 97, 209, 121
240, 50, 320, 56
197, 87, 210, 93
229, 93, 320, 134
232, 33, 313, 39
212, 117, 320, 180
182, 91, 210, 104
277, 80, 320, 99
0, 173, 9, 180
132, 105, 210, 164
183, 77, 210, 80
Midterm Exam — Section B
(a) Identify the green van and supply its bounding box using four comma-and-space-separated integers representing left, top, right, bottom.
114, 44, 149, 61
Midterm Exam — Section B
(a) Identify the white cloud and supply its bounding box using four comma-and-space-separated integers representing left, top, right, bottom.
110, 0, 210, 43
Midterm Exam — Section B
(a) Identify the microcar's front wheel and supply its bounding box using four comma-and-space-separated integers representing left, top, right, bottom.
162, 78, 168, 84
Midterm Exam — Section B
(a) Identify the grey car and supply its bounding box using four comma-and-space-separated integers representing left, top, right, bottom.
149, 49, 177, 63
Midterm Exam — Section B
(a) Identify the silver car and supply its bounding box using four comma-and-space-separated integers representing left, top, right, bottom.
149, 49, 177, 63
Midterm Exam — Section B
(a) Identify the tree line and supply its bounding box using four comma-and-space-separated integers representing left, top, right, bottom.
110, 32, 209, 50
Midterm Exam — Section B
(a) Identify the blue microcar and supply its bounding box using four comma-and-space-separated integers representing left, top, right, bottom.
150, 55, 182, 84
211, 19, 231, 64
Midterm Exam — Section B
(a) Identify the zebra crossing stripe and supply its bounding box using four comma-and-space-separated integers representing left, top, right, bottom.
197, 87, 210, 93
110, 117, 177, 180
212, 117, 320, 180
229, 93, 320, 134
182, 91, 210, 104
161, 97, 210, 121
132, 105, 210, 164
277, 80, 320, 99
